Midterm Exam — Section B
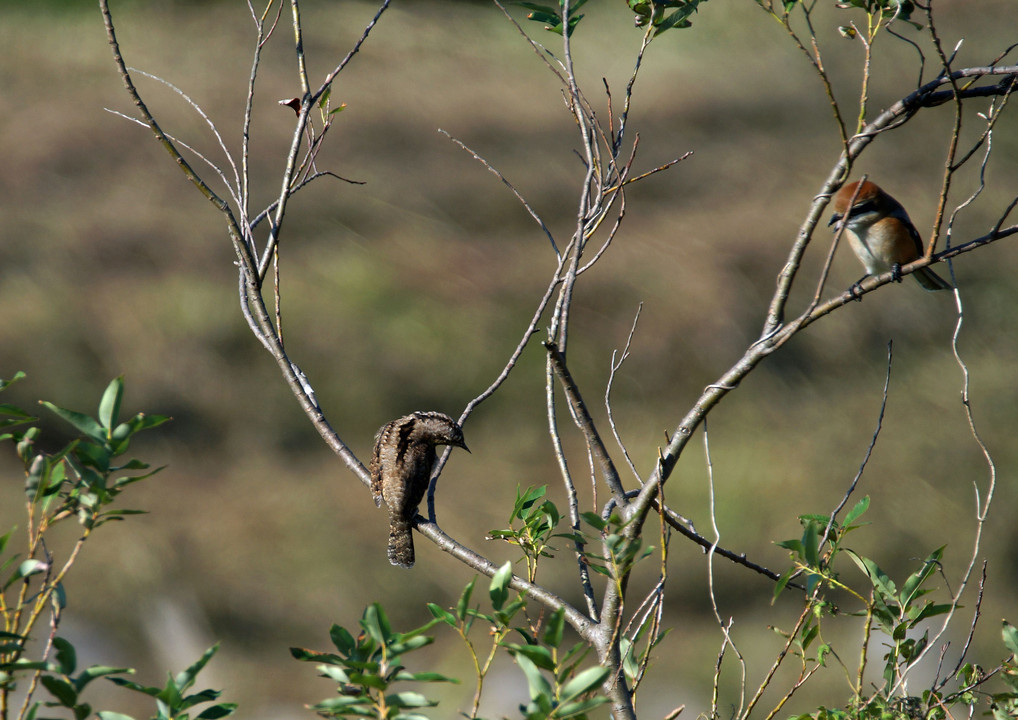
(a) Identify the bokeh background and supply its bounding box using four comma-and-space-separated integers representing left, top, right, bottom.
1, 1, 1016, 718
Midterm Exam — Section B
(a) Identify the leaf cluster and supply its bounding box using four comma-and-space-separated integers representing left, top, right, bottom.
517, 0, 708, 38
101, 645, 236, 720
626, 0, 709, 34
292, 604, 455, 720
488, 486, 568, 583
2, 376, 230, 720
427, 567, 609, 720
0, 632, 129, 720
774, 498, 1018, 720
3, 375, 169, 532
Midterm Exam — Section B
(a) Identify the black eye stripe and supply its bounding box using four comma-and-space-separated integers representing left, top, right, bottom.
848, 199, 877, 218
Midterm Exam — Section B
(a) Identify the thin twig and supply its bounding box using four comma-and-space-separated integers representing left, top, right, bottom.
545, 341, 628, 509
130, 68, 242, 205
605, 304, 644, 482
439, 129, 559, 257
704, 417, 748, 719
820, 340, 893, 552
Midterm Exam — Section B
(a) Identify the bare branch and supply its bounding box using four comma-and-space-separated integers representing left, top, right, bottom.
606, 304, 644, 483
544, 341, 628, 510
704, 418, 747, 719
819, 340, 893, 552
439, 129, 560, 257
312, 0, 392, 103
414, 520, 595, 636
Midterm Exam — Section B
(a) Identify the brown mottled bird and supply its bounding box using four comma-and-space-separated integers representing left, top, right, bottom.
829, 180, 953, 292
370, 411, 468, 568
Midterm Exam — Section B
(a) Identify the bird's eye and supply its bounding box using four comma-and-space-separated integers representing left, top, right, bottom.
848, 199, 876, 217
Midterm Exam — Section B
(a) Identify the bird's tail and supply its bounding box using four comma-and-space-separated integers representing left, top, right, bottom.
914, 266, 953, 291
388, 515, 415, 568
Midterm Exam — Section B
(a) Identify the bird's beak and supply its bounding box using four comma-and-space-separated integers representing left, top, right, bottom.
457, 439, 471, 453
828, 212, 842, 229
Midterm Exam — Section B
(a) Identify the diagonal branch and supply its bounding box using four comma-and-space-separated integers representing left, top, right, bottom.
415, 519, 595, 636
763, 66, 1018, 336
628, 219, 1016, 539
544, 341, 628, 510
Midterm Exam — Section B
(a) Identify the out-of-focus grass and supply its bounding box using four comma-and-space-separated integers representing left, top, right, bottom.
1, 1, 1017, 718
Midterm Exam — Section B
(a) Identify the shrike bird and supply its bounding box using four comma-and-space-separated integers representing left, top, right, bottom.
829, 180, 953, 292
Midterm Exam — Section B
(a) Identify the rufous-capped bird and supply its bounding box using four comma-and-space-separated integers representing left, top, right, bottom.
829, 180, 953, 292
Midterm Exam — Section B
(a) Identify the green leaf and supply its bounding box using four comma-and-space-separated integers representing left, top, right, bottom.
0, 371, 27, 391
495, 598, 526, 628
776, 538, 803, 554
427, 603, 457, 627
40, 402, 104, 443
40, 675, 78, 707
25, 455, 49, 502
54, 636, 77, 675
456, 577, 475, 622
98, 377, 124, 432
384, 691, 436, 709
512, 485, 547, 520
109, 413, 171, 455
844, 495, 870, 525
329, 624, 356, 655
348, 670, 386, 691
654, 6, 695, 34
0, 403, 36, 431
99, 509, 150, 519
290, 647, 338, 663
803, 520, 819, 568
72, 665, 133, 693
845, 550, 897, 600
489, 561, 513, 611
579, 512, 606, 532
801, 623, 819, 651
0, 660, 48, 671
817, 643, 831, 666
195, 703, 237, 720
559, 665, 609, 703
772, 565, 795, 602
513, 653, 553, 703
556, 695, 610, 718
97, 713, 137, 720
361, 603, 393, 647
516, 3, 557, 16
106, 677, 162, 697
73, 441, 111, 474
182, 688, 223, 709
1003, 620, 1018, 657
173, 644, 220, 694
4, 558, 48, 591
309, 696, 373, 713
159, 674, 184, 709
387, 634, 434, 656
505, 644, 555, 671
0, 527, 15, 555
542, 607, 565, 649
900, 546, 943, 608
392, 670, 458, 684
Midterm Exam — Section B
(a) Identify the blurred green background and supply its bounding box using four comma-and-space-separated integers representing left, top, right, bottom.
1, 1, 1016, 718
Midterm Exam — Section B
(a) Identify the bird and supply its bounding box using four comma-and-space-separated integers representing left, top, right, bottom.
828, 180, 953, 292
369, 411, 469, 568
